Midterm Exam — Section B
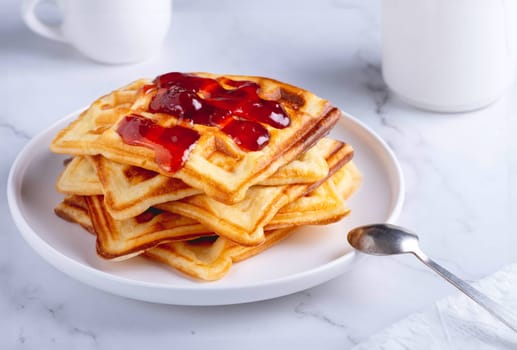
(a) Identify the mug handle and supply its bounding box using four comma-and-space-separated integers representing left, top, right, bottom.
21, 0, 67, 42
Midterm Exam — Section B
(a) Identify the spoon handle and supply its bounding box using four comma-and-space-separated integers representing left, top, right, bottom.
413, 250, 517, 333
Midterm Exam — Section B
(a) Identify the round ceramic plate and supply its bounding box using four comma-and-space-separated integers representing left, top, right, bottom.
7, 110, 404, 305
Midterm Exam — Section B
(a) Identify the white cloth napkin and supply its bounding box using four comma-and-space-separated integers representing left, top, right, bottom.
353, 264, 517, 350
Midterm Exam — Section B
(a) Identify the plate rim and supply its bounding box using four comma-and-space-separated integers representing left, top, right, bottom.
7, 108, 405, 304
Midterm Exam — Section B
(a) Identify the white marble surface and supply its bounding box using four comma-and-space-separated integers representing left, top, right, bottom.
2, 0, 517, 348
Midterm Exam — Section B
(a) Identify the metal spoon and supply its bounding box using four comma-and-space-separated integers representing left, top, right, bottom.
347, 223, 517, 332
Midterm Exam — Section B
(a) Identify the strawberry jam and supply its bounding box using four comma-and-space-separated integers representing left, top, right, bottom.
187, 235, 219, 246
149, 72, 290, 150
117, 72, 291, 173
117, 114, 200, 173
134, 207, 163, 223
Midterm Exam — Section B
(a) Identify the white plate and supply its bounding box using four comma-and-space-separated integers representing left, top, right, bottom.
7, 109, 404, 305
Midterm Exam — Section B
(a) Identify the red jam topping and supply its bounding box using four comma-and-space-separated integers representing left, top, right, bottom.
116, 114, 200, 173
148, 72, 290, 150
135, 207, 163, 223
187, 235, 219, 246
117, 72, 291, 173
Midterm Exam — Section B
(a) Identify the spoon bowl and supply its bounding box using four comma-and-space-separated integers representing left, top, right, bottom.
347, 223, 420, 256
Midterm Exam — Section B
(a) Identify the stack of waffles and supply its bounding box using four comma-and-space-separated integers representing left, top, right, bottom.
50, 73, 362, 281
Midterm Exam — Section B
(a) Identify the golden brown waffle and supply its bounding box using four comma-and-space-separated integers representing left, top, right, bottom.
54, 197, 295, 281
56, 157, 102, 196
55, 158, 356, 260
267, 160, 361, 230
51, 79, 146, 155
58, 138, 334, 221
145, 228, 296, 281
55, 195, 95, 233
51, 73, 342, 204
329, 160, 362, 200
87, 155, 202, 221
255, 137, 330, 186
157, 140, 354, 246
84, 195, 209, 260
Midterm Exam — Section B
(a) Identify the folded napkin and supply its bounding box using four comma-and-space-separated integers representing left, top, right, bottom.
353, 264, 517, 350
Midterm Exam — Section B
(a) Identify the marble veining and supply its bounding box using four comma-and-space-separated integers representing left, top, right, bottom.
3, 0, 517, 348
294, 292, 347, 329
0, 122, 32, 140
360, 60, 390, 116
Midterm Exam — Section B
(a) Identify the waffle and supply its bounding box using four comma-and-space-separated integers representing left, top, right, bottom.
51, 73, 341, 204
51, 79, 146, 155
156, 139, 354, 246
266, 161, 361, 230
256, 137, 330, 186
145, 228, 296, 281
55, 195, 96, 234
55, 197, 295, 281
87, 155, 202, 221
56, 157, 102, 196
84, 195, 209, 260
56, 157, 356, 260
57, 138, 334, 221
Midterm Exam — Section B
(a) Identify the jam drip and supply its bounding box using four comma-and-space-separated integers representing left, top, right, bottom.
148, 72, 290, 151
135, 207, 163, 223
116, 114, 200, 173
187, 235, 219, 246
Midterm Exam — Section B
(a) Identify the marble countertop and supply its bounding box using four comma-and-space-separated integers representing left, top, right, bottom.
2, 0, 517, 348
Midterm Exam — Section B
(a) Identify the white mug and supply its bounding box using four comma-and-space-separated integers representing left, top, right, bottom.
22, 0, 172, 64
382, 0, 517, 112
